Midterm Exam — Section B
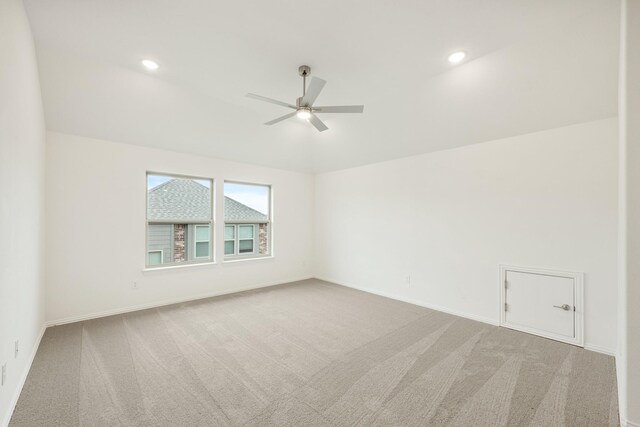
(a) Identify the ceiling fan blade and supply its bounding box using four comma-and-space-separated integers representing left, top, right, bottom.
313, 105, 364, 114
301, 77, 327, 106
308, 114, 328, 132
264, 111, 297, 125
246, 93, 295, 109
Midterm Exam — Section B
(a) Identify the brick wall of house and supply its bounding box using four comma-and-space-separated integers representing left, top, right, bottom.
174, 224, 186, 262
259, 223, 268, 255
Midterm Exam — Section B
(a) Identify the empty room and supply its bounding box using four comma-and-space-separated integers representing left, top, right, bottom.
1, 0, 638, 426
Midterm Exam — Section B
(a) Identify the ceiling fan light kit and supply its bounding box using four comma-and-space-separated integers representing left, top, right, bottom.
246, 65, 364, 132
296, 109, 312, 120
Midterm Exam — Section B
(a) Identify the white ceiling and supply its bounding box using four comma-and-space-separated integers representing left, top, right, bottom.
24, 0, 619, 173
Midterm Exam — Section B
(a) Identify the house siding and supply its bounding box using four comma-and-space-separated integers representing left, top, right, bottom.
147, 224, 173, 263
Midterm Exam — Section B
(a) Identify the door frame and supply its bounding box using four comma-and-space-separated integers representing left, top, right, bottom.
499, 264, 584, 347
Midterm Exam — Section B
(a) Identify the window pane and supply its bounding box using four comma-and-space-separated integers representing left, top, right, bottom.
148, 251, 162, 265
224, 225, 235, 240
224, 182, 269, 221
239, 225, 254, 239
195, 241, 209, 258
147, 223, 171, 264
224, 181, 270, 258
239, 239, 253, 253
224, 241, 235, 255
147, 173, 213, 266
195, 225, 209, 241
148, 175, 212, 220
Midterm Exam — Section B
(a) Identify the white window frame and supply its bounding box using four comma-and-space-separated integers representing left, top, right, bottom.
224, 224, 236, 256
223, 181, 272, 260
147, 250, 163, 266
145, 172, 215, 270
193, 224, 211, 259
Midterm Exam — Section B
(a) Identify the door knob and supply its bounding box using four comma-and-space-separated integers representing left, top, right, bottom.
553, 304, 571, 311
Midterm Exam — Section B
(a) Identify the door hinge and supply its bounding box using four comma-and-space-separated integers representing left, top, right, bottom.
504, 302, 508, 312
504, 279, 508, 289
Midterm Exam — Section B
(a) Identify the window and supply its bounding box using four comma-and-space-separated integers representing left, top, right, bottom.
148, 250, 163, 266
224, 182, 270, 259
146, 173, 213, 267
224, 225, 235, 255
194, 225, 210, 258
224, 224, 257, 256
238, 225, 255, 253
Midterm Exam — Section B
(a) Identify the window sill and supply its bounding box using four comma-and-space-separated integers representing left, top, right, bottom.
142, 261, 216, 273
223, 255, 274, 264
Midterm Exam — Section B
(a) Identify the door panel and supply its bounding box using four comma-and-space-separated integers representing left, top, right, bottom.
505, 271, 575, 339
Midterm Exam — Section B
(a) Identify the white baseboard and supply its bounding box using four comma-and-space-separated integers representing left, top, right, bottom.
45, 276, 314, 327
317, 276, 499, 327
622, 419, 640, 427
1, 324, 46, 427
584, 343, 616, 356
317, 277, 617, 357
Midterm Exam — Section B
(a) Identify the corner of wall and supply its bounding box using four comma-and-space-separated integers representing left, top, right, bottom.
0, 0, 47, 425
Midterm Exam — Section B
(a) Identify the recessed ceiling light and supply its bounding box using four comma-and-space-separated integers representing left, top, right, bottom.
448, 51, 466, 64
141, 59, 159, 70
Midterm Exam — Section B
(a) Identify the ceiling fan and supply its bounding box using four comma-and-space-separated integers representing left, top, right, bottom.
246, 65, 364, 132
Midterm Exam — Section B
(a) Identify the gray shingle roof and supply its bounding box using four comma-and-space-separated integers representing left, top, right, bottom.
147, 178, 267, 222
224, 196, 268, 222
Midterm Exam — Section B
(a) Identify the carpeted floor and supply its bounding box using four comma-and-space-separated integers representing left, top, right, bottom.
10, 279, 619, 426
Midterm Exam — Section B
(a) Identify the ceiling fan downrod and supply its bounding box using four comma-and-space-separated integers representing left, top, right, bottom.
298, 65, 311, 100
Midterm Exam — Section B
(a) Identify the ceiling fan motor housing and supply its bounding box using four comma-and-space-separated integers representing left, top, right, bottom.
296, 97, 310, 109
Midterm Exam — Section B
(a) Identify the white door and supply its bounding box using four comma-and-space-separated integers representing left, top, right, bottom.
500, 266, 583, 346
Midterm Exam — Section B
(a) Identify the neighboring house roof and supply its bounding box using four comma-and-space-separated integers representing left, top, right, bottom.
148, 179, 211, 221
147, 178, 267, 222
224, 195, 268, 222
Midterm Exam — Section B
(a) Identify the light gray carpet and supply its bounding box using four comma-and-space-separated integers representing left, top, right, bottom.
10, 279, 619, 426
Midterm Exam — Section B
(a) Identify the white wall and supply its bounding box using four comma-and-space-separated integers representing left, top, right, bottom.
315, 118, 618, 353
626, 0, 640, 419
45, 132, 314, 323
0, 0, 46, 425
619, 1, 640, 425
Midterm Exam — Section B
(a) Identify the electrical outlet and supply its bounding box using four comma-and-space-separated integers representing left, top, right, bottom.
132, 281, 139, 290
1, 363, 6, 386
14, 340, 19, 358
405, 275, 411, 285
